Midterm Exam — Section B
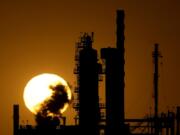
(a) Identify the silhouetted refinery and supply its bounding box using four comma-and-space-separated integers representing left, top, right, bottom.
13, 10, 180, 135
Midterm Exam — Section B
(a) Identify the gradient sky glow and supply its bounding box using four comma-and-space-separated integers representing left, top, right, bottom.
0, 1, 180, 135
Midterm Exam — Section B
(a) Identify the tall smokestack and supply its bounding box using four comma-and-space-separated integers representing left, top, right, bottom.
101, 9, 126, 135
116, 10, 125, 50
116, 9, 125, 124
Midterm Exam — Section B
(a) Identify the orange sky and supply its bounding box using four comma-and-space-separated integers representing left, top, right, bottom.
0, 1, 180, 135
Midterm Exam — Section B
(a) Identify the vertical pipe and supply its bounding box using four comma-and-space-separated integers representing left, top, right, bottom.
13, 104, 19, 135
153, 43, 160, 135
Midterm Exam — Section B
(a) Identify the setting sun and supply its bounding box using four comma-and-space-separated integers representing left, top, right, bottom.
23, 73, 72, 116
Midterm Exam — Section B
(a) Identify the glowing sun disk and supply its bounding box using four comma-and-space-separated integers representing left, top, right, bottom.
23, 73, 72, 115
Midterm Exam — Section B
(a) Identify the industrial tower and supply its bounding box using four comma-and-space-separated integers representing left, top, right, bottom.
73, 33, 101, 135
101, 10, 127, 135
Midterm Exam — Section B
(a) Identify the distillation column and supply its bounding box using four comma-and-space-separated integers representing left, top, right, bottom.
78, 33, 100, 135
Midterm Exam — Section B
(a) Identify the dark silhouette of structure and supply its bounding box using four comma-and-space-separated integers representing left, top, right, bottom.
13, 10, 180, 135
153, 43, 162, 135
101, 10, 127, 135
77, 33, 101, 135
13, 105, 19, 135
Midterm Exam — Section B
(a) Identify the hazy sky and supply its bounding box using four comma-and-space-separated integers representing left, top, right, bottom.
0, 0, 180, 135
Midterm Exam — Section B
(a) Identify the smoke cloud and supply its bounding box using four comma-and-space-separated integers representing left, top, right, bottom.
35, 84, 71, 127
